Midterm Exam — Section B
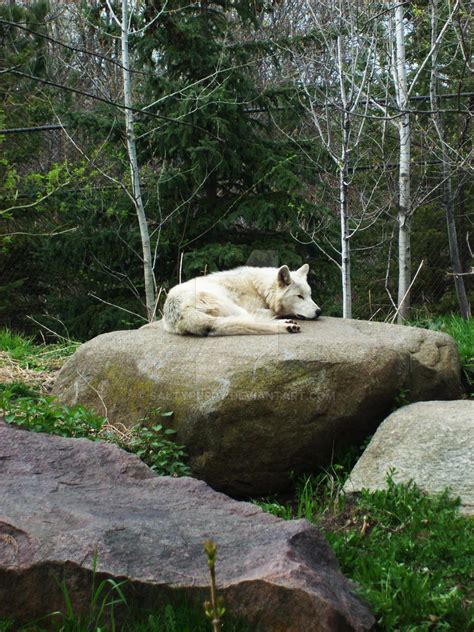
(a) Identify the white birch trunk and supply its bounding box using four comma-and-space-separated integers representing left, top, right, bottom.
337, 35, 352, 319
429, 0, 471, 319
395, 5, 411, 323
121, 0, 156, 321
340, 113, 352, 319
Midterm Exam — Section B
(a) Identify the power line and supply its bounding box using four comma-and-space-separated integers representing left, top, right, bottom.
7, 69, 222, 141
0, 124, 66, 135
0, 17, 146, 76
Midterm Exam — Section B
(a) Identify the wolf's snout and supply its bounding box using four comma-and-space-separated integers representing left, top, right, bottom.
295, 308, 322, 320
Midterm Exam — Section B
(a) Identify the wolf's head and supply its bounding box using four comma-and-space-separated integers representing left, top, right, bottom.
275, 264, 322, 320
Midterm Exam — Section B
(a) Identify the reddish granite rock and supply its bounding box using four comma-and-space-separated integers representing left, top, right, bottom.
0, 421, 373, 631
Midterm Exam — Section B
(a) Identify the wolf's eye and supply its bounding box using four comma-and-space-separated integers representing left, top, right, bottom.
297, 294, 304, 299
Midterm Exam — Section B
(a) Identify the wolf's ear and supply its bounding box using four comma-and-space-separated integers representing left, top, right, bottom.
296, 263, 309, 277
277, 265, 291, 287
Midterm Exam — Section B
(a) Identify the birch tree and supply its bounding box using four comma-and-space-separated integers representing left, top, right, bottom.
104, 0, 161, 321
392, 4, 411, 322
387, 0, 462, 321
291, 0, 384, 318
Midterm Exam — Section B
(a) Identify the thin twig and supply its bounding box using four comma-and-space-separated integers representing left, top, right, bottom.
389, 260, 424, 324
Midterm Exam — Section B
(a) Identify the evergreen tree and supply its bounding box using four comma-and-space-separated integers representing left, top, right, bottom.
131, 0, 312, 277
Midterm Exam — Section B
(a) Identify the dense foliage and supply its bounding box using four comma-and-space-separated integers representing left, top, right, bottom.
0, 1, 472, 340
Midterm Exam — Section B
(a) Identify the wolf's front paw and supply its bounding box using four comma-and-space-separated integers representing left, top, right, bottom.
284, 319, 300, 333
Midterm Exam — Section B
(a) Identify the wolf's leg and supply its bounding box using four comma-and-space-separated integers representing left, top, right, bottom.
208, 317, 300, 336
194, 292, 250, 318
170, 308, 300, 336
253, 308, 276, 320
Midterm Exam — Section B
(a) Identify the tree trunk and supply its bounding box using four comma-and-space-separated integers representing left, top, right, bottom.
337, 35, 352, 319
395, 5, 411, 323
340, 112, 352, 319
442, 164, 471, 319
429, 0, 471, 319
121, 0, 156, 321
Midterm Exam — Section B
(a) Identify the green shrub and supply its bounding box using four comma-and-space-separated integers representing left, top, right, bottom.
1, 389, 105, 438
327, 475, 474, 631
0, 389, 190, 478
104, 416, 191, 477
259, 469, 474, 631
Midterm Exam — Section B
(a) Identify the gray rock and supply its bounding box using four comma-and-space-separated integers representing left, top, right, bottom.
344, 400, 474, 515
0, 421, 374, 631
52, 317, 462, 496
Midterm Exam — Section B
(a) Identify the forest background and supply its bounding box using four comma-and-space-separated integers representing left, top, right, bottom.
1, 0, 472, 342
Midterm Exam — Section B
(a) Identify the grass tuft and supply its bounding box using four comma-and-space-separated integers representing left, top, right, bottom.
0, 328, 79, 371
258, 469, 474, 631
327, 475, 474, 630
411, 314, 474, 396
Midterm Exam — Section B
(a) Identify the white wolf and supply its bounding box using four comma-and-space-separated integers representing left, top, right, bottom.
163, 264, 322, 336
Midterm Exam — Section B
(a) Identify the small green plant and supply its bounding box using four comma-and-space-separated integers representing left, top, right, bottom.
51, 554, 128, 631
255, 499, 293, 520
0, 389, 105, 439
0, 389, 190, 478
392, 386, 410, 410
115, 416, 191, 477
203, 541, 225, 632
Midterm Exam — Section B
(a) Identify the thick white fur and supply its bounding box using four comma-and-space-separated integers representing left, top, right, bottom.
163, 264, 321, 336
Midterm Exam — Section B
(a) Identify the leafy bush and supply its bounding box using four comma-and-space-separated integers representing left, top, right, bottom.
0, 389, 105, 438
104, 415, 191, 477
0, 389, 190, 477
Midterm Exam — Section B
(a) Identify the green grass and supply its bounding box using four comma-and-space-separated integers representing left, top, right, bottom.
329, 476, 473, 631
410, 314, 474, 396
257, 464, 349, 523
0, 602, 253, 632
257, 471, 474, 631
0, 328, 79, 371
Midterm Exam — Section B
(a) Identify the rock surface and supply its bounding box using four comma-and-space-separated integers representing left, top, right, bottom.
52, 317, 462, 496
344, 400, 474, 515
0, 421, 374, 631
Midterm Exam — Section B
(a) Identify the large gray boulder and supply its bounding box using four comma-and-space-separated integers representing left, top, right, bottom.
0, 421, 374, 631
52, 317, 462, 496
344, 400, 474, 515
